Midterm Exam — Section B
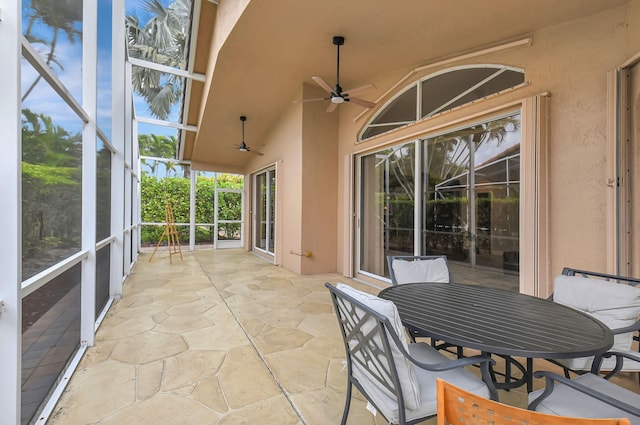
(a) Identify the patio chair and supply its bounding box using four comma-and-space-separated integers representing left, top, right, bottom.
548, 267, 640, 381
528, 351, 640, 425
386, 255, 462, 357
438, 378, 630, 425
325, 282, 498, 425
387, 255, 452, 285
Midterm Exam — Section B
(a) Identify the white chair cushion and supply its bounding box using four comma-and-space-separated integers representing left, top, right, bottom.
405, 343, 488, 422
555, 353, 640, 372
335, 284, 421, 411
363, 342, 489, 423
553, 275, 640, 371
391, 258, 450, 284
529, 373, 640, 425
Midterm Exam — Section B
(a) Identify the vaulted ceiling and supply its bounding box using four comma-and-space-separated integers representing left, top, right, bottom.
182, 0, 629, 171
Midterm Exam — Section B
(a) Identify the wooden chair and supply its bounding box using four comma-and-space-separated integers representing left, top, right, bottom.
437, 378, 630, 425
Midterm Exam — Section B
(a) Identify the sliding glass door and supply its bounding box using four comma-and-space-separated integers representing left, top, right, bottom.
253, 167, 276, 256
359, 143, 416, 277
424, 114, 520, 271
357, 113, 521, 286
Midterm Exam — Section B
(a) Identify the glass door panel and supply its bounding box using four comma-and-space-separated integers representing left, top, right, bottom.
424, 113, 521, 276
471, 115, 521, 272
269, 169, 276, 253
253, 168, 275, 256
357, 113, 521, 287
424, 135, 471, 262
254, 173, 267, 251
359, 143, 415, 277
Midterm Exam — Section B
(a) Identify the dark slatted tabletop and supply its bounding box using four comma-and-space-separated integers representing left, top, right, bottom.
378, 282, 613, 359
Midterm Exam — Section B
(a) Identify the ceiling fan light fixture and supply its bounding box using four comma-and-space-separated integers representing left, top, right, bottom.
233, 116, 263, 155
302, 35, 376, 112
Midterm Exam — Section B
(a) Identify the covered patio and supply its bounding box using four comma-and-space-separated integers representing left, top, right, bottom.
47, 250, 639, 424
5, 0, 640, 423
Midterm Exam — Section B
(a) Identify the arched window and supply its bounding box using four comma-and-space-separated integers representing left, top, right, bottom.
360, 65, 525, 140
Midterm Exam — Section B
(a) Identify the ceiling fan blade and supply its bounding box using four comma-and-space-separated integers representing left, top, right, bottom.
312, 76, 334, 94
250, 150, 264, 156
348, 97, 376, 109
344, 83, 376, 97
293, 97, 329, 104
326, 102, 339, 113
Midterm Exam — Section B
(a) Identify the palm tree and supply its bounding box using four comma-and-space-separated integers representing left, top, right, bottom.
22, 0, 83, 101
126, 0, 191, 120
139, 134, 177, 175
22, 109, 81, 167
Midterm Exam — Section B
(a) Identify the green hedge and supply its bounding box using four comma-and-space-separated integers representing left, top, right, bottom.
140, 173, 243, 244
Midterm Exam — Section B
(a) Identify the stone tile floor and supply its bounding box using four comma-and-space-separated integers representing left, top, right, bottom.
48, 249, 639, 424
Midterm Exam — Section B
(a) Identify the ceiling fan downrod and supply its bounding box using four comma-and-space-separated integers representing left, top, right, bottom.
333, 36, 344, 97
239, 116, 248, 151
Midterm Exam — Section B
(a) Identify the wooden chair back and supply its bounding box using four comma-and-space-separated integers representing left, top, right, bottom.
436, 378, 631, 425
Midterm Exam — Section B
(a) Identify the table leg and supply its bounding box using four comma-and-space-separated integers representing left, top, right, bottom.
491, 354, 528, 391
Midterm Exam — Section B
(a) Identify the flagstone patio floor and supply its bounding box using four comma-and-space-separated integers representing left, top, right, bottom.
47, 249, 639, 424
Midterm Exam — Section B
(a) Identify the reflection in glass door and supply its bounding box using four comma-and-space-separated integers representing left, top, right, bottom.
253, 167, 276, 256
357, 113, 521, 286
359, 143, 416, 277
424, 113, 521, 273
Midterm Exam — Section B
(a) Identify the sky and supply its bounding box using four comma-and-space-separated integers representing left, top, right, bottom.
21, 0, 181, 140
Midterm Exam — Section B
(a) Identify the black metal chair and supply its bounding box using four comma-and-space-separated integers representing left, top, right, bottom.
325, 282, 497, 425
386, 255, 463, 358
548, 267, 640, 382
528, 351, 640, 424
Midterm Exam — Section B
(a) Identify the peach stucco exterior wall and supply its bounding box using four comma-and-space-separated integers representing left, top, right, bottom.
244, 98, 304, 273
300, 83, 339, 274
335, 2, 640, 288
241, 83, 339, 274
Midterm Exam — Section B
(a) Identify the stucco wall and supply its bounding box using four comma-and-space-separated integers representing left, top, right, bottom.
244, 97, 303, 273
243, 83, 340, 274
335, 2, 640, 287
300, 83, 339, 274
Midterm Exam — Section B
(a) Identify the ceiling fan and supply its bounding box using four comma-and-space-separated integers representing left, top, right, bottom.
302, 36, 376, 112
233, 116, 263, 155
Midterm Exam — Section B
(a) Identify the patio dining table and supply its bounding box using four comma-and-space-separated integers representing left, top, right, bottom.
378, 282, 614, 392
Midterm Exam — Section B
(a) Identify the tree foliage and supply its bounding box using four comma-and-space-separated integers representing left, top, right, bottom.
126, 0, 191, 120
139, 133, 178, 174
22, 0, 83, 101
21, 109, 82, 276
141, 173, 244, 244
